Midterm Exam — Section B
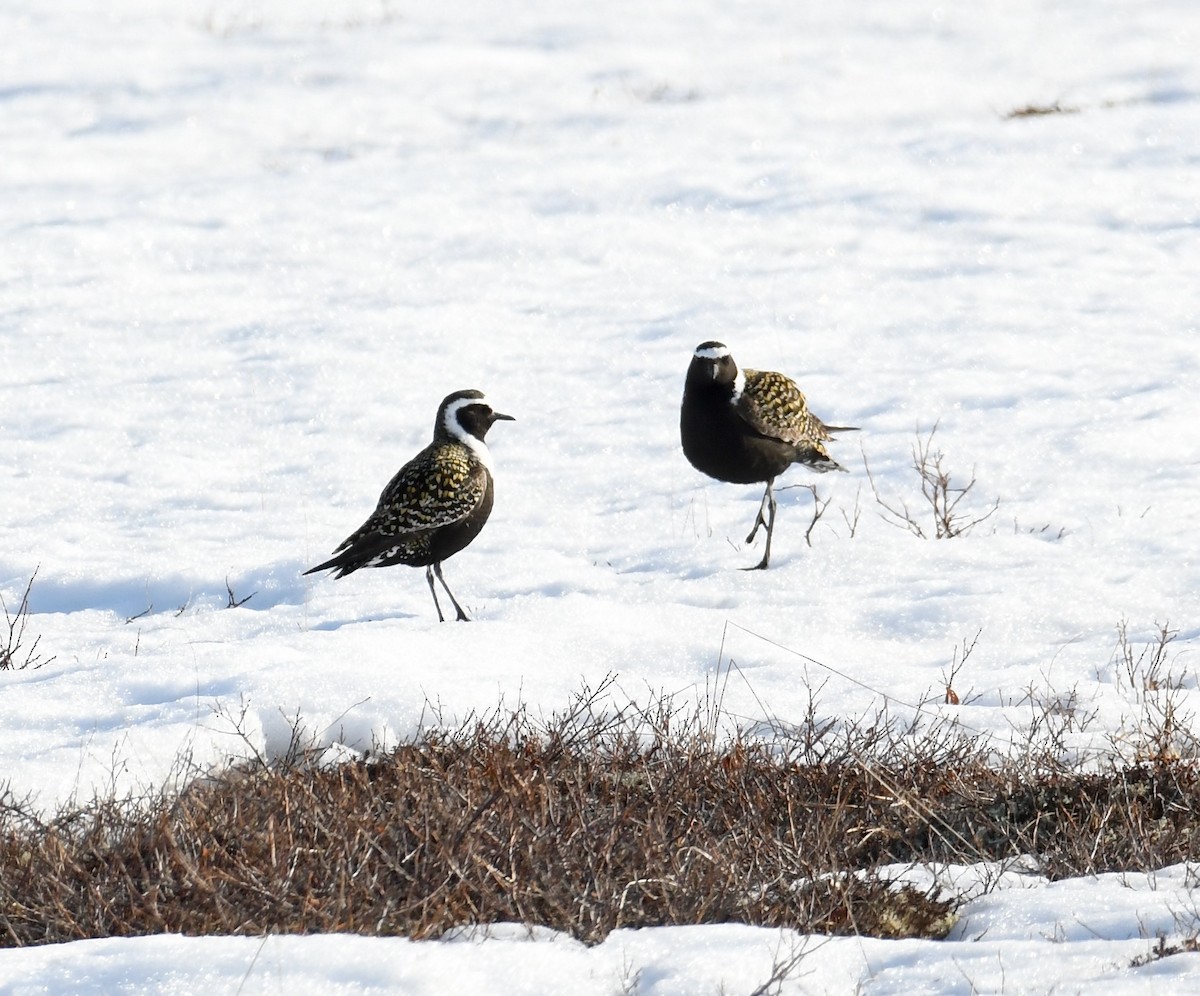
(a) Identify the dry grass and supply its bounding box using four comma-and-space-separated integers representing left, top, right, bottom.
1005, 101, 1080, 119
3, 680, 1200, 950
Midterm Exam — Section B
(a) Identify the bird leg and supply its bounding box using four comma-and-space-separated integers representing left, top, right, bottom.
745, 483, 772, 544
425, 565, 446, 622
742, 480, 776, 571
433, 561, 470, 622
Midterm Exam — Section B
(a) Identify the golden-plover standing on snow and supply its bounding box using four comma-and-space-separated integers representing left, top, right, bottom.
680, 342, 856, 570
305, 389, 514, 621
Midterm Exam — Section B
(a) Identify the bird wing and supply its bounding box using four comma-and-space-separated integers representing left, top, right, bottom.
735, 368, 836, 446
332, 443, 488, 553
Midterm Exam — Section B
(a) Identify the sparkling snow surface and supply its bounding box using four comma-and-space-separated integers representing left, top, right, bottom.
3, 0, 1200, 991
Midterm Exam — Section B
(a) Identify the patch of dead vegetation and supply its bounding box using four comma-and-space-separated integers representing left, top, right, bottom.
4, 678, 1200, 950
1005, 101, 1081, 119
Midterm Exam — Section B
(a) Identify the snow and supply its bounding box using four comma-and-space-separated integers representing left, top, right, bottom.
1, 873, 1198, 995
3, 0, 1200, 990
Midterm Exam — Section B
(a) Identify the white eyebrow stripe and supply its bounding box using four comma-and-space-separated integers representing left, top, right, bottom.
442, 395, 486, 435
693, 345, 730, 360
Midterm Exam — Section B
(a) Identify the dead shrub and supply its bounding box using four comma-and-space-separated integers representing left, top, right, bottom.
864, 423, 999, 539
0, 687, 961, 948
1, 568, 54, 672
3, 680, 1200, 950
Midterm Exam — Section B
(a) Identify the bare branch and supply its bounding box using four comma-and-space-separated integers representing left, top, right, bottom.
1, 568, 55, 671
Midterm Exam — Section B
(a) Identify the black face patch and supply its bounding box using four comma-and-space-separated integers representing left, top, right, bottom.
456, 403, 494, 439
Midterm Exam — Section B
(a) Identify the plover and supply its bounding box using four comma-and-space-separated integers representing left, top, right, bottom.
680, 341, 856, 570
304, 389, 514, 621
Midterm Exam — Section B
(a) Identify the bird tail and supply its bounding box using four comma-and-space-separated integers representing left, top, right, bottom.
796, 443, 849, 473
303, 549, 360, 579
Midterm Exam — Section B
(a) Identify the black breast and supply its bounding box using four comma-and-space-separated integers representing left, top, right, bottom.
681, 385, 797, 485
422, 472, 495, 566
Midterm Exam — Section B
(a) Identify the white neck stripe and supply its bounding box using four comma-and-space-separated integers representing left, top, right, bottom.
731, 368, 746, 402
694, 345, 730, 360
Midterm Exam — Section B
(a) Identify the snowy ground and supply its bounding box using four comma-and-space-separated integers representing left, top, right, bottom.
1, 865, 1199, 996
3, 0, 1200, 990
